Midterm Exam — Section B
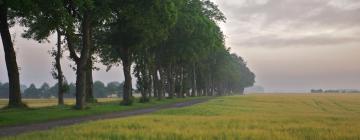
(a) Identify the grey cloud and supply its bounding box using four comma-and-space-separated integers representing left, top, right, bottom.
236, 35, 360, 47
217, 0, 360, 48
223, 0, 360, 27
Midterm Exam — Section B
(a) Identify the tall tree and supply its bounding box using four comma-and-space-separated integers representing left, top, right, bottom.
60, 0, 113, 109
99, 0, 177, 105
0, 0, 32, 107
149, 0, 225, 98
21, 0, 71, 105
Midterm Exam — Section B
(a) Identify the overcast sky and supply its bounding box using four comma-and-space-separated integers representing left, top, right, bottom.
1, 0, 360, 92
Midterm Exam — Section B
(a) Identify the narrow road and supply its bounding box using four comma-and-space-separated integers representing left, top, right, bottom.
0, 98, 209, 137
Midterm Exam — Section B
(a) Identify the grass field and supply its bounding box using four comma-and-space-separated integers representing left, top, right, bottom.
2, 94, 360, 140
0, 97, 206, 127
0, 98, 120, 108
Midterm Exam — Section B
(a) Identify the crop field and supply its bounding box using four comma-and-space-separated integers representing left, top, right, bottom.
2, 94, 360, 140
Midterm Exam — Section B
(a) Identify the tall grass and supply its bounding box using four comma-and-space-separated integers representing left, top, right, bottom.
3, 94, 360, 140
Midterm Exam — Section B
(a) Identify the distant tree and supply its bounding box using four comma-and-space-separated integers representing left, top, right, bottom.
0, 82, 9, 98
106, 82, 123, 97
24, 84, 39, 98
39, 83, 50, 98
93, 81, 107, 98
311, 89, 323, 93
20, 84, 27, 93
66, 83, 76, 98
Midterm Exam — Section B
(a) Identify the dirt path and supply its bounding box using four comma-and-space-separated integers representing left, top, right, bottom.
0, 98, 209, 137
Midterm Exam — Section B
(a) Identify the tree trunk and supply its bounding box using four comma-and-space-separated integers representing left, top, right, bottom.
239, 87, 245, 95
152, 68, 158, 98
75, 11, 92, 109
184, 72, 190, 97
158, 66, 166, 100
209, 72, 214, 96
167, 64, 174, 98
55, 29, 64, 105
191, 63, 197, 97
140, 65, 150, 103
121, 47, 133, 105
179, 66, 184, 98
146, 69, 153, 98
85, 60, 95, 103
0, 4, 23, 108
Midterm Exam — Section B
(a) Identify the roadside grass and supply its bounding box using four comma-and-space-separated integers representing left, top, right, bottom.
0, 98, 120, 108
3, 94, 360, 140
0, 97, 206, 127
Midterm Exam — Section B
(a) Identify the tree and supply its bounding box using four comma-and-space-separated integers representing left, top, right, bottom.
145, 0, 226, 98
27, 0, 115, 109
20, 0, 71, 105
106, 81, 123, 97
99, 0, 178, 105
93, 81, 106, 98
0, 0, 34, 107
24, 84, 39, 98
39, 82, 50, 98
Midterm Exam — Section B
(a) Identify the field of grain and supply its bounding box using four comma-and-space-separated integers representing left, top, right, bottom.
3, 94, 360, 140
0, 98, 120, 108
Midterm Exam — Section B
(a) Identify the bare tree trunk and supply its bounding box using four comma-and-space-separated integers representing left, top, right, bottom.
148, 70, 153, 98
197, 88, 202, 97
179, 66, 184, 98
85, 60, 95, 103
209, 71, 214, 96
145, 69, 151, 99
121, 47, 133, 105
167, 64, 175, 99
184, 71, 190, 97
55, 29, 65, 105
140, 66, 150, 103
191, 63, 197, 97
75, 11, 92, 109
239, 87, 245, 95
0, 4, 23, 108
158, 66, 166, 100
152, 68, 158, 98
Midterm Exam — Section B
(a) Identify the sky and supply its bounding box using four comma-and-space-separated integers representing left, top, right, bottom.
1, 0, 360, 92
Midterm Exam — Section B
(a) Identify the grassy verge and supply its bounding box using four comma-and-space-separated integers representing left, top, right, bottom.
0, 98, 121, 108
0, 97, 207, 127
3, 94, 360, 140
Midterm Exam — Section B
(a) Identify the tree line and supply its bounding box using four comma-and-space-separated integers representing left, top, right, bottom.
1, 0, 255, 109
0, 81, 123, 99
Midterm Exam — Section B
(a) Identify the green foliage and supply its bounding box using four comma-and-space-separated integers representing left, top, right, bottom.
9, 0, 255, 108
99, 0, 178, 64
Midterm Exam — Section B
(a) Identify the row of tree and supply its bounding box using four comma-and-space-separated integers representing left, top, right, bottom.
1, 0, 255, 109
0, 81, 123, 99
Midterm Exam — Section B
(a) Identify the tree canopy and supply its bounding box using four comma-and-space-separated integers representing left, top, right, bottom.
1, 0, 255, 109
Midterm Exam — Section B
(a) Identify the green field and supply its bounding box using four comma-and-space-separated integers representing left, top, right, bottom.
0, 97, 205, 127
2, 94, 360, 140
0, 98, 120, 108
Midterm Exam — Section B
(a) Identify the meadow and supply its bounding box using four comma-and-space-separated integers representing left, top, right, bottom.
0, 97, 205, 127
0, 98, 120, 108
2, 94, 360, 140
